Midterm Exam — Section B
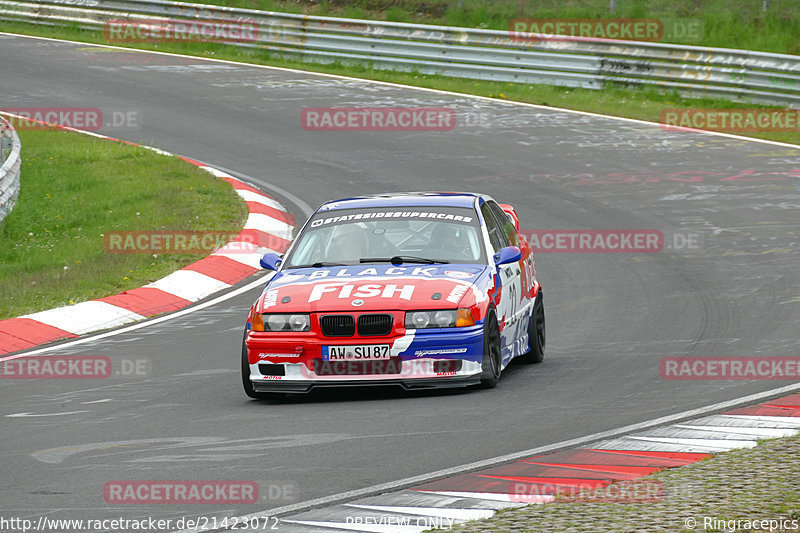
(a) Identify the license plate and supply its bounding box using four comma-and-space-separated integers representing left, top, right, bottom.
322, 345, 390, 361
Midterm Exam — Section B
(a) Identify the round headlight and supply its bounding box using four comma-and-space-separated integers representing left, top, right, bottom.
267, 314, 288, 331
289, 314, 309, 331
434, 310, 454, 327
411, 312, 430, 328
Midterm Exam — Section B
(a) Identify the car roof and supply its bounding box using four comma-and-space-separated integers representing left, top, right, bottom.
316, 192, 486, 211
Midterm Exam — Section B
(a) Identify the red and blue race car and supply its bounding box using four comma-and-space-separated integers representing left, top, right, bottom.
242, 192, 545, 398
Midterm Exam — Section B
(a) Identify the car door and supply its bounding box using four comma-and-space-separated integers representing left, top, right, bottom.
480, 201, 524, 366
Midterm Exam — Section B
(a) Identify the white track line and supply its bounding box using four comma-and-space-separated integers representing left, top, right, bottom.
1, 31, 799, 150
175, 382, 800, 532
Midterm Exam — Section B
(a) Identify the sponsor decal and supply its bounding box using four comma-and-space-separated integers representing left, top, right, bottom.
414, 348, 468, 357
446, 284, 468, 304
305, 267, 438, 280
444, 270, 474, 279
308, 283, 415, 302
263, 289, 279, 308
309, 209, 474, 228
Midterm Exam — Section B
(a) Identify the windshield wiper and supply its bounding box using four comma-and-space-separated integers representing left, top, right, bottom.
360, 256, 449, 265
289, 261, 350, 268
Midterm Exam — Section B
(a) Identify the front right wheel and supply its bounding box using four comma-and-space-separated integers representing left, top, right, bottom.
479, 311, 502, 388
517, 291, 545, 364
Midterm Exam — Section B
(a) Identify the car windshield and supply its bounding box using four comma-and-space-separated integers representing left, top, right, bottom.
284, 206, 486, 268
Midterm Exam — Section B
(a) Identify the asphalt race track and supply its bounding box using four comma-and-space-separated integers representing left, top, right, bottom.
1, 33, 799, 528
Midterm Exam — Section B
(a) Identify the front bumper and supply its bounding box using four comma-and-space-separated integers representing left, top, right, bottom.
246, 324, 485, 393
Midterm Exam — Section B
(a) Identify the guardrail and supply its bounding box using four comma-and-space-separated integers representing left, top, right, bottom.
1, 0, 800, 106
0, 115, 21, 223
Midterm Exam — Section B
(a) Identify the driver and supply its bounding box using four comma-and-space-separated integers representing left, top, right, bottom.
326, 224, 368, 263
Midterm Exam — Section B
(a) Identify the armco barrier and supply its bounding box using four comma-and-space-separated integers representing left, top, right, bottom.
0, 115, 21, 223
1, 0, 800, 106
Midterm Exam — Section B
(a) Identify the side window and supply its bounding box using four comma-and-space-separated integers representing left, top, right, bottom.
488, 201, 519, 247
480, 202, 507, 252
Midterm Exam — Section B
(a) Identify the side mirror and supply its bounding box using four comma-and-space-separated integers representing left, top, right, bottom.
259, 252, 282, 271
494, 246, 522, 266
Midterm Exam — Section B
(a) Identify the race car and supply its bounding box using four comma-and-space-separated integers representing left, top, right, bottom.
241, 192, 545, 398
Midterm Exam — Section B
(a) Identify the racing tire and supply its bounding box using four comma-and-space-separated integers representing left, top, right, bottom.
517, 291, 545, 364
479, 311, 502, 389
241, 332, 284, 401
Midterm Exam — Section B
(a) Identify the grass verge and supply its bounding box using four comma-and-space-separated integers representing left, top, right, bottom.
0, 123, 248, 319
170, 0, 800, 55
445, 432, 800, 532
1, 21, 799, 148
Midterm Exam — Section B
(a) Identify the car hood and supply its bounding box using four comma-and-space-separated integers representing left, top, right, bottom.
258, 264, 490, 313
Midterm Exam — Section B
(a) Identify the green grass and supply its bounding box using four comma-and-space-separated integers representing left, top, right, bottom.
2, 20, 798, 147
0, 124, 248, 319
179, 0, 800, 54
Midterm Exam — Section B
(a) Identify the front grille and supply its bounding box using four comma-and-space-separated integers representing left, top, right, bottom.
357, 314, 393, 336
320, 314, 355, 337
